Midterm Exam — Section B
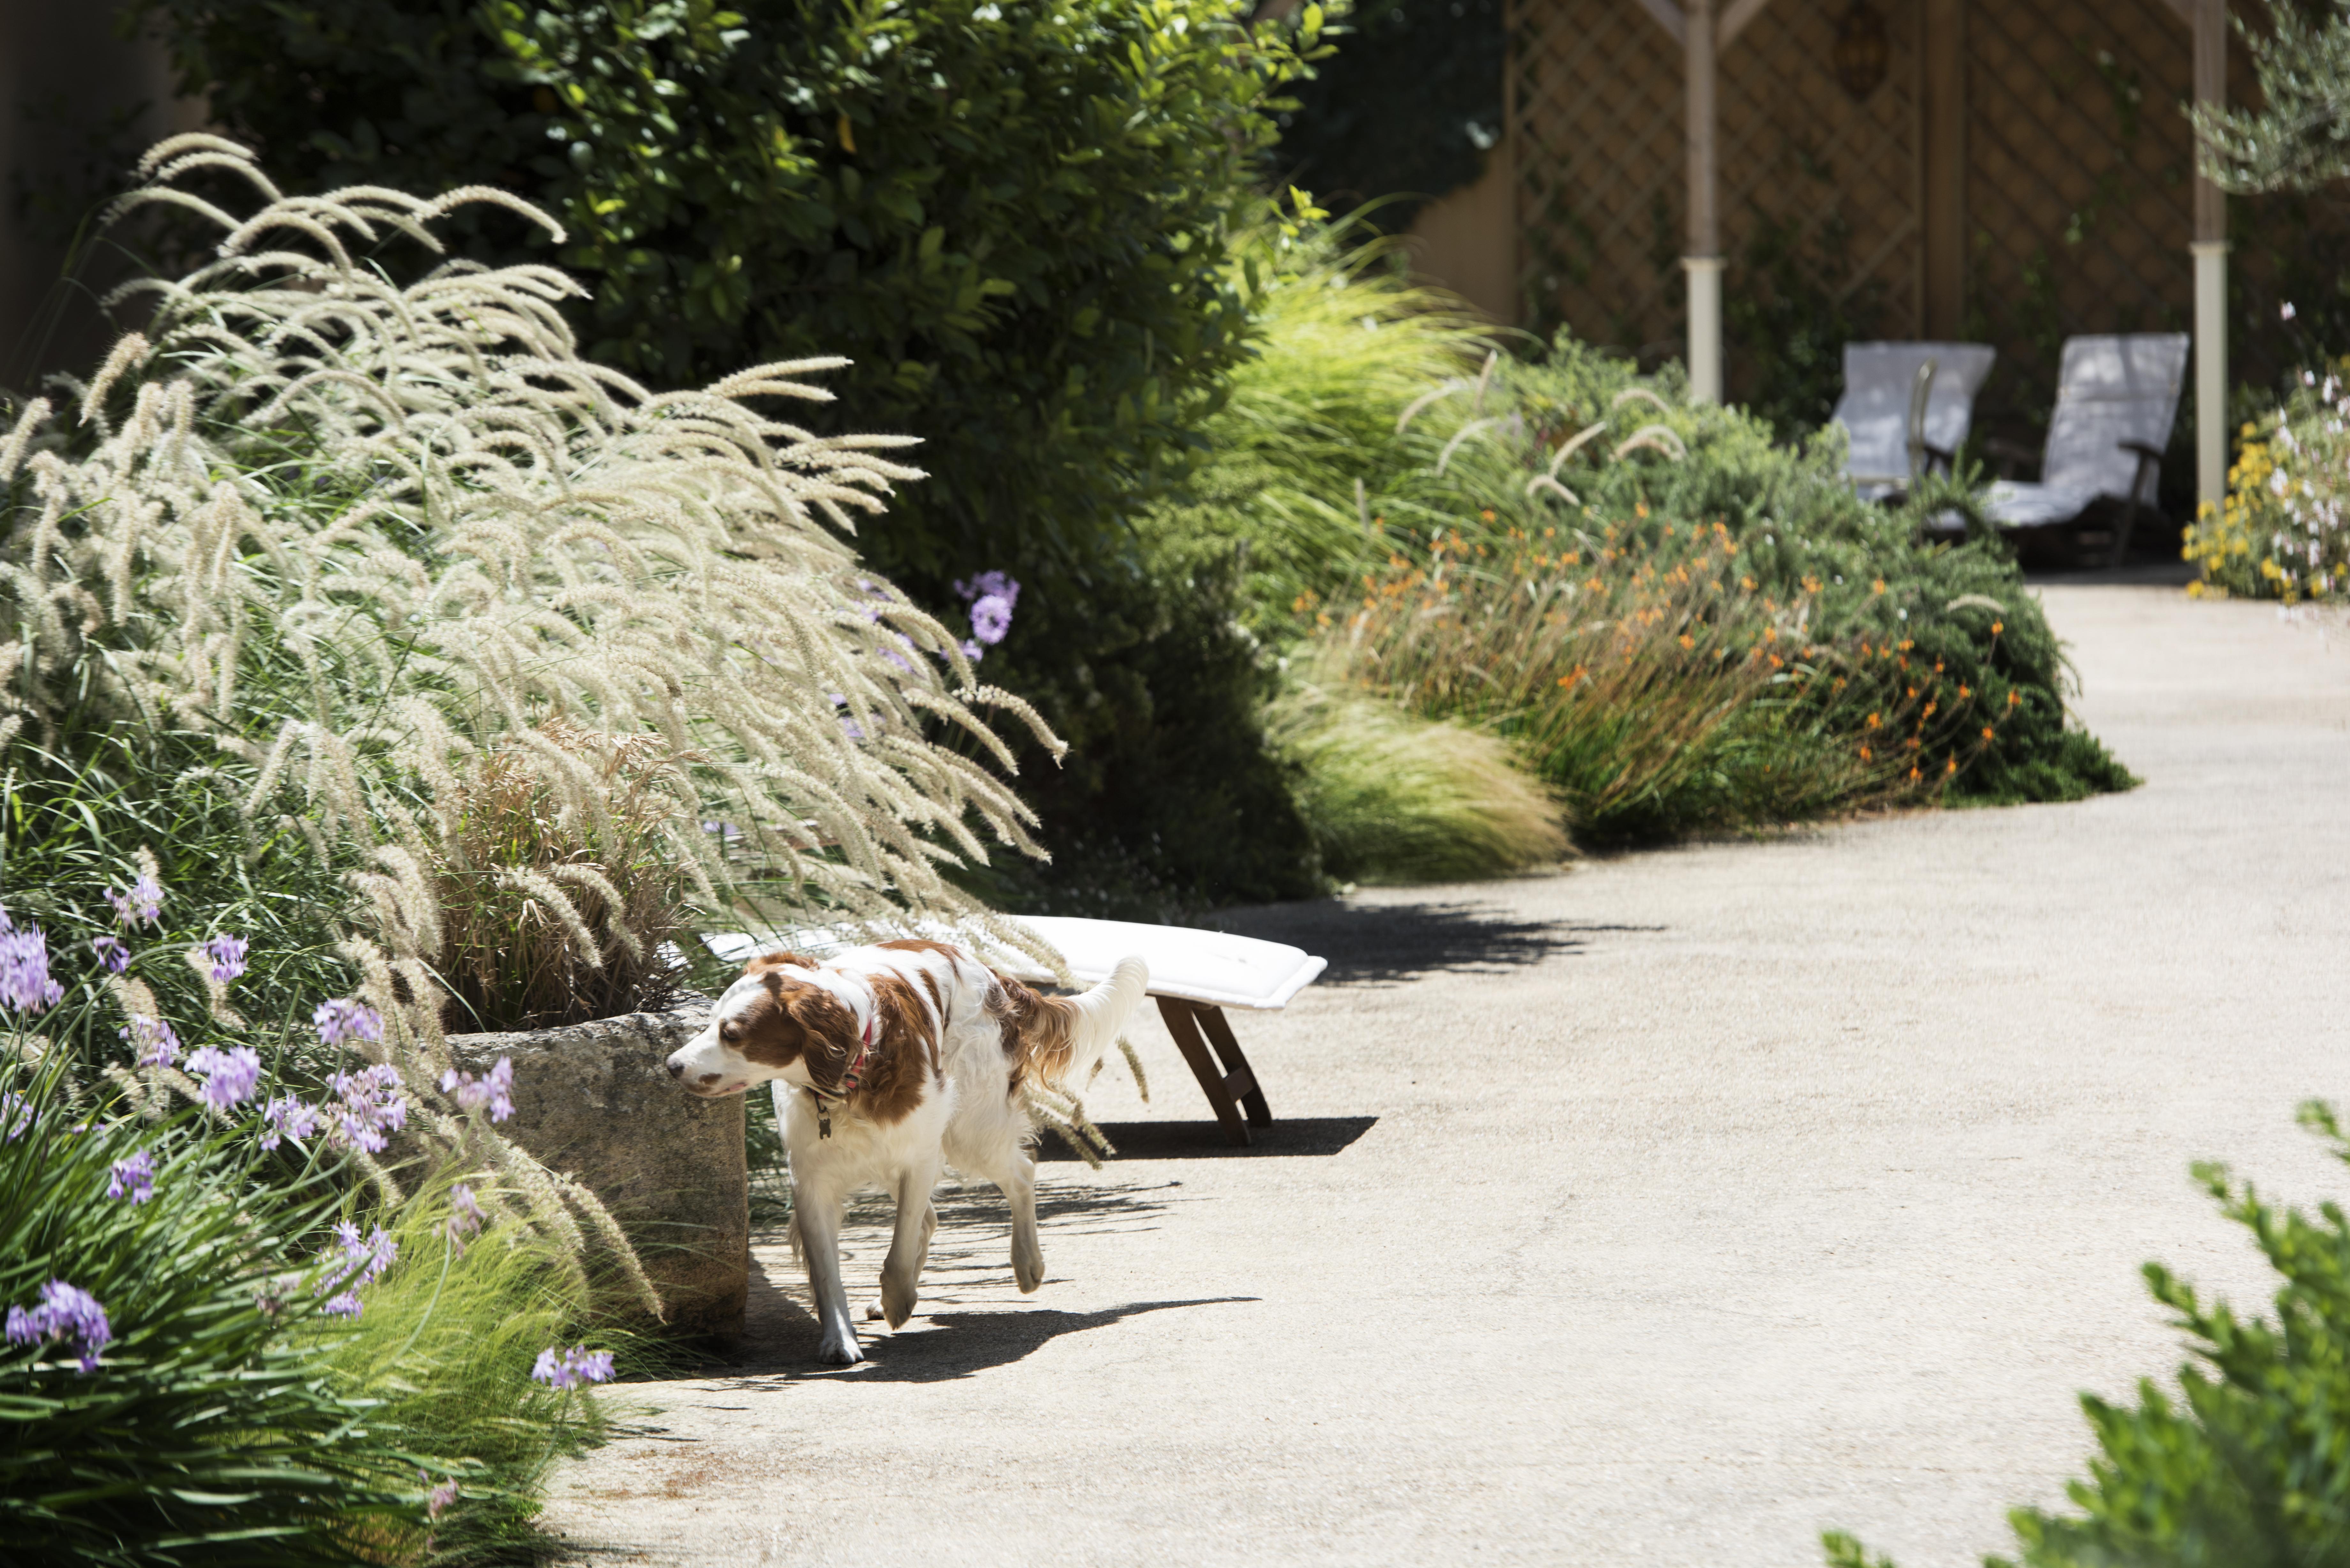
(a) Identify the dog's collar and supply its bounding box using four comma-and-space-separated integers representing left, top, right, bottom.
811, 1009, 878, 1139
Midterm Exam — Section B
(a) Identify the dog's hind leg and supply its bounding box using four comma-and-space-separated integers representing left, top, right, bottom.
877, 1161, 942, 1330
794, 1179, 861, 1366
968, 1148, 1044, 1293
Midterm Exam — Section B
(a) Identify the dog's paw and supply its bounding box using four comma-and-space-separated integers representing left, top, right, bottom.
815, 1334, 865, 1367
864, 1301, 885, 1322
1013, 1250, 1044, 1294
881, 1278, 918, 1329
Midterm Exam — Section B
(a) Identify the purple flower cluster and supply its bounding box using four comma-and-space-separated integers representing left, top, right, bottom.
122, 1015, 180, 1069
313, 997, 384, 1049
438, 1056, 514, 1123
2, 1091, 30, 1143
325, 1065, 407, 1153
204, 934, 248, 985
0, 913, 64, 1015
531, 1343, 616, 1391
6, 1279, 111, 1372
259, 1095, 322, 1152
445, 1182, 486, 1255
107, 1149, 155, 1204
104, 875, 163, 929
184, 1044, 262, 1110
426, 1477, 459, 1520
90, 935, 128, 974
950, 570, 1020, 662
316, 1219, 398, 1317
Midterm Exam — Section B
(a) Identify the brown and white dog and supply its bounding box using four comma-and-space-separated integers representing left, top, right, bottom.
665, 939, 1149, 1365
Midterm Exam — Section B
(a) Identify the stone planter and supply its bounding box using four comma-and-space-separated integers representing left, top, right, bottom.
447, 996, 747, 1338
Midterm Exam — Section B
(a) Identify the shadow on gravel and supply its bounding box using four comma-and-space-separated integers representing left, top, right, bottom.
1207, 898, 1639, 986
717, 1274, 1251, 1384
1036, 1116, 1377, 1160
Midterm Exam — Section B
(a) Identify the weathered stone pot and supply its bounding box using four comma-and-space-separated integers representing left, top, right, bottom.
447, 996, 747, 1338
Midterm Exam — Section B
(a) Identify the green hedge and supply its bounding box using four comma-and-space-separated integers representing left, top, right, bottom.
134, 0, 1332, 910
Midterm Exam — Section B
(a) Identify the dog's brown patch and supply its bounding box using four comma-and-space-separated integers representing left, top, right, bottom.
741, 950, 818, 978
849, 971, 939, 1126
875, 939, 965, 961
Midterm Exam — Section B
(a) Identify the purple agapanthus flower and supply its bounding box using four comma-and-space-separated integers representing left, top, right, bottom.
259, 1095, 322, 1152
952, 570, 1020, 609
6, 1279, 111, 1372
313, 1220, 398, 1317
90, 935, 129, 974
531, 1344, 617, 1391
184, 1044, 262, 1109
1, 1091, 29, 1142
968, 593, 1014, 646
318, 1292, 363, 1318
445, 1182, 486, 1254
427, 1478, 459, 1520
313, 997, 384, 1049
104, 875, 163, 929
437, 1056, 513, 1123
106, 1149, 155, 1204
0, 921, 64, 1014
122, 1015, 180, 1069
326, 1065, 406, 1153
204, 934, 248, 985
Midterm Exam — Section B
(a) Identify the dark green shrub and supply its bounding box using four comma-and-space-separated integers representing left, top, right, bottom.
1828, 1101, 2350, 1568
126, 0, 1334, 909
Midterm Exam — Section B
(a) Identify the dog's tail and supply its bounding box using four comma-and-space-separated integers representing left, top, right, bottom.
991, 956, 1150, 1094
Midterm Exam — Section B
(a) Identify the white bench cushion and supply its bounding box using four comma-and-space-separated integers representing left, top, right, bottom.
700, 916, 1325, 1013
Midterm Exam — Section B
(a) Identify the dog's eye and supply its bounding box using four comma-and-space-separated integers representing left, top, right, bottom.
720, 1022, 741, 1043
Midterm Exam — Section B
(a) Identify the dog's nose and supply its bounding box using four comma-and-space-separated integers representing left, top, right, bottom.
666, 1057, 686, 1079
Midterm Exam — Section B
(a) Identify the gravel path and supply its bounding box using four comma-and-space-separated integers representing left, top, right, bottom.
543, 584, 2350, 1567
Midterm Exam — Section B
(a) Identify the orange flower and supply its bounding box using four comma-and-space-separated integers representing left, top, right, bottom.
1866, 712, 1882, 729
1958, 684, 1971, 699
1908, 766, 1921, 782
2006, 690, 2021, 708
1768, 654, 1783, 668
1635, 501, 1649, 518
1872, 578, 1887, 595
1741, 575, 1756, 591
1945, 756, 1957, 774
1480, 509, 1497, 522
1990, 620, 2003, 635
1860, 744, 1873, 761
1678, 634, 1695, 650
1981, 726, 1995, 741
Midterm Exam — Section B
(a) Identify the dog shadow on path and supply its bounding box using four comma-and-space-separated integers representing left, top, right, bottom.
1207, 898, 1649, 987
718, 1273, 1252, 1385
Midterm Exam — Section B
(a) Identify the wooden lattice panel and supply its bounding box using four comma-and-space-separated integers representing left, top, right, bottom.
1965, 0, 2200, 431
1510, 0, 1687, 354
1511, 0, 1923, 387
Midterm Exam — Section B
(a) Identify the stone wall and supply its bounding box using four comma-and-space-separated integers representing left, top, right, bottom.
449, 997, 748, 1339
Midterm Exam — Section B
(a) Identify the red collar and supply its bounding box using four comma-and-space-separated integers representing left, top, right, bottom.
812, 1005, 877, 1140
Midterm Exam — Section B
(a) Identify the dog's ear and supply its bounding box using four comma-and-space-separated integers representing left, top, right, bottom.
742, 949, 815, 977
784, 984, 859, 1082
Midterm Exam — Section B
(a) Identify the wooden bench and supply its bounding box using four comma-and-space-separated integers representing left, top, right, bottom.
1004, 916, 1327, 1148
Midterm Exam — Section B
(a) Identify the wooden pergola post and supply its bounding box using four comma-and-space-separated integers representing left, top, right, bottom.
2190, 0, 2228, 513
1683, 0, 1723, 403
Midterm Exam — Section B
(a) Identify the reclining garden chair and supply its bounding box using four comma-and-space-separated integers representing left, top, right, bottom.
1984, 333, 2189, 565
1832, 341, 1997, 501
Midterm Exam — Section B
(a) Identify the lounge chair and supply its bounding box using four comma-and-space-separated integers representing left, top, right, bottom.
703, 916, 1327, 1147
1984, 333, 2189, 564
1832, 341, 1997, 501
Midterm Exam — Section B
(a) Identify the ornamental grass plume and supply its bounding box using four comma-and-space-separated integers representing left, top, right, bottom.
0, 138, 1075, 1305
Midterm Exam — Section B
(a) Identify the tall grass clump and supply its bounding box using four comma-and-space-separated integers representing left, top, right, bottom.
1825, 1101, 2350, 1568
1267, 681, 1565, 883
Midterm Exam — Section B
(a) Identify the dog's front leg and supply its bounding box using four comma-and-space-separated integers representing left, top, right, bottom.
877, 1161, 942, 1330
793, 1179, 861, 1366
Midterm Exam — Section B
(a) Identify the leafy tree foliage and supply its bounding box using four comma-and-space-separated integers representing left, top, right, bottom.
2194, 0, 2350, 195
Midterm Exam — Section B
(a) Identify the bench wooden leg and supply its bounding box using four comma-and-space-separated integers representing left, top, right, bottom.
1156, 996, 1257, 1146
1194, 1003, 1272, 1128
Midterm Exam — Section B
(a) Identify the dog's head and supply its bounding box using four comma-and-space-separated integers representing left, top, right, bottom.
666, 952, 859, 1098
